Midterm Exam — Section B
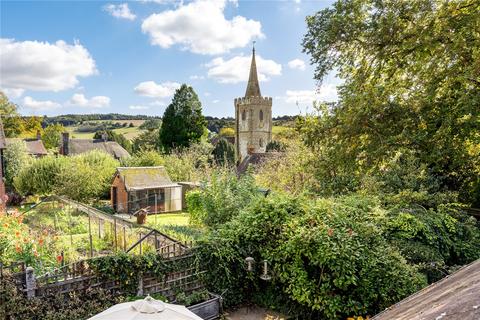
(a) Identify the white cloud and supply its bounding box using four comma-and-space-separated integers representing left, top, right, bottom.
23, 96, 61, 110
129, 105, 150, 110
285, 84, 338, 104
103, 3, 136, 20
287, 58, 306, 71
134, 81, 180, 98
141, 0, 263, 55
67, 93, 110, 108
0, 38, 97, 92
204, 92, 211, 97
189, 75, 205, 80
212, 99, 220, 103
1, 88, 25, 99
207, 54, 282, 84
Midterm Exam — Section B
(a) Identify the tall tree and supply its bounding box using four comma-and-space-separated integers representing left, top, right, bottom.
42, 123, 65, 149
4, 140, 31, 189
0, 92, 24, 137
159, 84, 206, 151
212, 138, 235, 166
302, 0, 480, 203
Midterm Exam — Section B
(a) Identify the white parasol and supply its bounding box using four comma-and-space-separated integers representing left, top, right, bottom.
88, 295, 204, 320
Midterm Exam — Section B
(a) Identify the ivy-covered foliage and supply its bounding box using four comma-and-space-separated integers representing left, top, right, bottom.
384, 203, 480, 282
1, 274, 123, 320
196, 193, 480, 319
89, 252, 197, 294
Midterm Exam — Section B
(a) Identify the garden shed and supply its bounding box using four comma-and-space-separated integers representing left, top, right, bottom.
111, 166, 182, 214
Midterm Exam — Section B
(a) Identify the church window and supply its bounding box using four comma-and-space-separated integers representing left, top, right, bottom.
259, 109, 264, 121
242, 110, 246, 121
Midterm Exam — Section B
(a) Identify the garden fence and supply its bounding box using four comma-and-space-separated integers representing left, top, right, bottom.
3, 244, 204, 302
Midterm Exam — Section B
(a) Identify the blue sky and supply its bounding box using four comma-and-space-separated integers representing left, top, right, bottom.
1, 0, 338, 117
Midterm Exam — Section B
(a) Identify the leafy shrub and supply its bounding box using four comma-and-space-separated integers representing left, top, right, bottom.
218, 127, 235, 137
14, 150, 119, 202
124, 149, 164, 167
187, 170, 261, 227
14, 155, 69, 196
197, 194, 427, 318
265, 140, 286, 152
384, 203, 480, 282
139, 119, 162, 131
4, 140, 31, 189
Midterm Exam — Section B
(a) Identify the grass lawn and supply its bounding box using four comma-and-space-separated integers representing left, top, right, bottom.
131, 212, 204, 243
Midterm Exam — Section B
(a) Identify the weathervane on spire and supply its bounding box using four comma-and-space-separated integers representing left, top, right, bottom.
252, 40, 256, 53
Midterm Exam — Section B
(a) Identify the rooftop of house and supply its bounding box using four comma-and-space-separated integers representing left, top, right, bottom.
68, 139, 130, 159
115, 166, 179, 191
210, 135, 235, 146
372, 258, 480, 320
6, 138, 48, 156
237, 152, 283, 174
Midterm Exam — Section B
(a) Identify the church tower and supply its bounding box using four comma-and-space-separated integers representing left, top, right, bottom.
234, 46, 273, 162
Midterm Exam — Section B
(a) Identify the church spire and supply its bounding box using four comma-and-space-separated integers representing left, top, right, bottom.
245, 43, 261, 97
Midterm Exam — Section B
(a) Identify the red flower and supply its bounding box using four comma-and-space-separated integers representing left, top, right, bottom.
56, 255, 63, 263
15, 231, 21, 237
327, 228, 334, 237
38, 238, 44, 245
15, 245, 22, 253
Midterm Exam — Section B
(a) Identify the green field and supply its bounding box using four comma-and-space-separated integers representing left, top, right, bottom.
66, 125, 145, 140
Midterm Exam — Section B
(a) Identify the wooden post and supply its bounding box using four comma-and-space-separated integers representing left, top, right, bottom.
114, 218, 117, 252
88, 215, 93, 258
68, 206, 73, 247
154, 232, 158, 251
25, 267, 36, 299
123, 226, 126, 251
154, 193, 157, 225
137, 277, 144, 296
139, 232, 142, 255
98, 218, 102, 239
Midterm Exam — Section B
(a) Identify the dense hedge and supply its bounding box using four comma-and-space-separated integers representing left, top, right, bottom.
196, 193, 480, 319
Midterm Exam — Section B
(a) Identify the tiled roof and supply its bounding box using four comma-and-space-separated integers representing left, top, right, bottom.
237, 152, 282, 174
6, 138, 48, 155
116, 166, 177, 191
372, 258, 480, 320
69, 139, 130, 159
